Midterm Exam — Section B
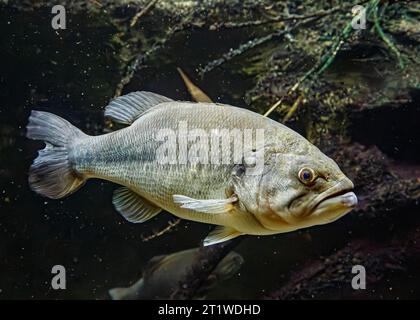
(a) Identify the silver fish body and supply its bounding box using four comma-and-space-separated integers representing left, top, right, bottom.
73, 102, 303, 231
27, 91, 357, 245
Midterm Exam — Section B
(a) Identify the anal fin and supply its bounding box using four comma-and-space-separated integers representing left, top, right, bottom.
203, 226, 242, 246
113, 187, 161, 223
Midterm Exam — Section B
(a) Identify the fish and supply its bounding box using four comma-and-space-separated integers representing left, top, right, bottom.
108, 248, 244, 300
26, 91, 357, 246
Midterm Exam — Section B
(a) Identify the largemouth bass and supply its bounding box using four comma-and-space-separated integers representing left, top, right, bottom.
109, 248, 243, 300
27, 91, 357, 245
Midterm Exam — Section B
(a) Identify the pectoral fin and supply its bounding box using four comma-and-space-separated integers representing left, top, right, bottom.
173, 195, 237, 214
203, 226, 242, 246
113, 187, 161, 223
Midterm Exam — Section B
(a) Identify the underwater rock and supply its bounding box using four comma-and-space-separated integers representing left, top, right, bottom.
266, 228, 420, 300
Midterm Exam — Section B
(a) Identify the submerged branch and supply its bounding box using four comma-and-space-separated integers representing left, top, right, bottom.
282, 95, 303, 123
199, 14, 327, 77
177, 68, 213, 103
130, 0, 159, 27
373, 1, 405, 69
114, 29, 174, 97
141, 219, 181, 242
263, 1, 361, 118
208, 6, 344, 30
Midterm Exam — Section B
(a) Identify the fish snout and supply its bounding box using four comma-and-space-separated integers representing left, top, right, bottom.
337, 175, 354, 191
309, 177, 357, 218
340, 191, 358, 208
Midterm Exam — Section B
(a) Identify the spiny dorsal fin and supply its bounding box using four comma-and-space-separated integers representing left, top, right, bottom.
104, 91, 173, 125
203, 226, 242, 246
113, 187, 162, 223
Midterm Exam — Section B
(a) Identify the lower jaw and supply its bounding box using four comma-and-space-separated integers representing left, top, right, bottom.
311, 206, 354, 224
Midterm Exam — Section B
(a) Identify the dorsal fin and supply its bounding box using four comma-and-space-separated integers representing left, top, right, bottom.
104, 91, 173, 125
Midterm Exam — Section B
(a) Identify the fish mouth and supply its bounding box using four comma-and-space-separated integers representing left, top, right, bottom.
314, 190, 357, 210
308, 179, 357, 219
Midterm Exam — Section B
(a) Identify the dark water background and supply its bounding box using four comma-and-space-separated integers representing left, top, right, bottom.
1, 5, 419, 299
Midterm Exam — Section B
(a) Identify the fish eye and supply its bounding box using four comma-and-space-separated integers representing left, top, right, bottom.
298, 167, 317, 185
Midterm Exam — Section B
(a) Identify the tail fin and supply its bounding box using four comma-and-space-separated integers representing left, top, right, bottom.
109, 278, 144, 300
26, 110, 88, 199
108, 287, 132, 300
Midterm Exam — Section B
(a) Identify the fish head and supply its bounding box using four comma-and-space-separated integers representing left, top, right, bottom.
200, 251, 244, 294
232, 145, 357, 231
